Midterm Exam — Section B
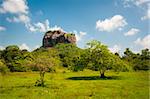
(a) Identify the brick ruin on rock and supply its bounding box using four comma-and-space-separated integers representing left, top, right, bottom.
42, 30, 76, 48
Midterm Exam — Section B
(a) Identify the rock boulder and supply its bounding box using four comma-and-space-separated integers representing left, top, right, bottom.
42, 30, 76, 48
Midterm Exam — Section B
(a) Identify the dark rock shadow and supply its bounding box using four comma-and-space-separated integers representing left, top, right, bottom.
67, 76, 121, 80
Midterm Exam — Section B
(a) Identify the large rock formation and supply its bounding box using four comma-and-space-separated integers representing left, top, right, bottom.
42, 30, 76, 48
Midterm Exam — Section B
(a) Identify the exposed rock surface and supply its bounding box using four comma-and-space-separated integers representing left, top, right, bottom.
43, 30, 76, 47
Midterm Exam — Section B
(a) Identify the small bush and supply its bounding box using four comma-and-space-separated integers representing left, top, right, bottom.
0, 60, 9, 75
35, 79, 45, 87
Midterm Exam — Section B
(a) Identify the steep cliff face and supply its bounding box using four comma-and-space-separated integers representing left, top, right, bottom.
43, 30, 76, 48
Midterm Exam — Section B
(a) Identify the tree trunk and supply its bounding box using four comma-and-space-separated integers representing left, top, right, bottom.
40, 71, 45, 86
100, 72, 105, 78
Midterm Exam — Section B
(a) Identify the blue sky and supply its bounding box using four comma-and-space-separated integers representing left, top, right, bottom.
0, 0, 149, 53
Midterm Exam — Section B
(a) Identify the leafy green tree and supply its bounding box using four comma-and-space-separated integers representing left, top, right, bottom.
2, 45, 21, 71
133, 49, 150, 70
122, 48, 135, 68
86, 40, 128, 78
34, 55, 53, 86
1, 45, 33, 72
0, 50, 4, 59
55, 43, 83, 71
122, 48, 150, 70
0, 59, 9, 75
3, 45, 20, 62
3, 45, 32, 72
141, 48, 150, 60
29, 48, 61, 86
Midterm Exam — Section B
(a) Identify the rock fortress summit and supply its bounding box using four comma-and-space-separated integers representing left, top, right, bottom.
42, 30, 76, 48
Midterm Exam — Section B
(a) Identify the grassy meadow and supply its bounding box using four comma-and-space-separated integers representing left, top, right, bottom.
0, 70, 149, 99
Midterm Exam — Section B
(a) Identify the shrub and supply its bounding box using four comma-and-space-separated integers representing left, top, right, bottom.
0, 60, 9, 75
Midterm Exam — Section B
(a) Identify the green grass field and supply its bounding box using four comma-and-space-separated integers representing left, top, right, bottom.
0, 70, 149, 99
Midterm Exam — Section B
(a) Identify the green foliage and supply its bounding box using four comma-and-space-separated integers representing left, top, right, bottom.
64, 33, 75, 38
35, 79, 45, 87
0, 38, 149, 98
0, 50, 4, 59
0, 59, 9, 75
122, 48, 150, 71
1, 45, 32, 72
0, 42, 149, 73
31, 48, 61, 71
137, 48, 150, 70
55, 43, 83, 71
0, 71, 149, 99
28, 48, 61, 86
2, 45, 21, 71
85, 40, 129, 78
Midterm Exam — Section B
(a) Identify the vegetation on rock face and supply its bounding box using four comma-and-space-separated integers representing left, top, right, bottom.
64, 33, 75, 38
43, 30, 76, 47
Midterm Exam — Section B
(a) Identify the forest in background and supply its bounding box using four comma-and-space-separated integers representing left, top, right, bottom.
0, 40, 149, 75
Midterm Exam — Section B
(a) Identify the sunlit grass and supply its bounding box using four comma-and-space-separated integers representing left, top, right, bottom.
0, 70, 149, 99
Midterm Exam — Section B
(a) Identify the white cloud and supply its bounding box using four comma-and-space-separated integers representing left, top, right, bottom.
0, 26, 6, 31
25, 23, 36, 32
34, 45, 40, 49
49, 25, 64, 32
109, 45, 121, 53
73, 31, 87, 41
135, 0, 150, 6
0, 46, 5, 50
134, 34, 150, 49
33, 21, 49, 33
123, 0, 150, 7
80, 31, 87, 36
96, 15, 127, 32
74, 31, 87, 41
0, 0, 28, 14
19, 43, 30, 50
124, 28, 140, 36
0, 0, 44, 33
123, 0, 150, 20
0, 0, 30, 27
27, 20, 65, 33
0, 0, 62, 33
141, 8, 150, 20
6, 14, 30, 23
26, 19, 51, 33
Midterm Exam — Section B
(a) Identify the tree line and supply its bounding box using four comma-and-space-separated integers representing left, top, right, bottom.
0, 40, 149, 86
